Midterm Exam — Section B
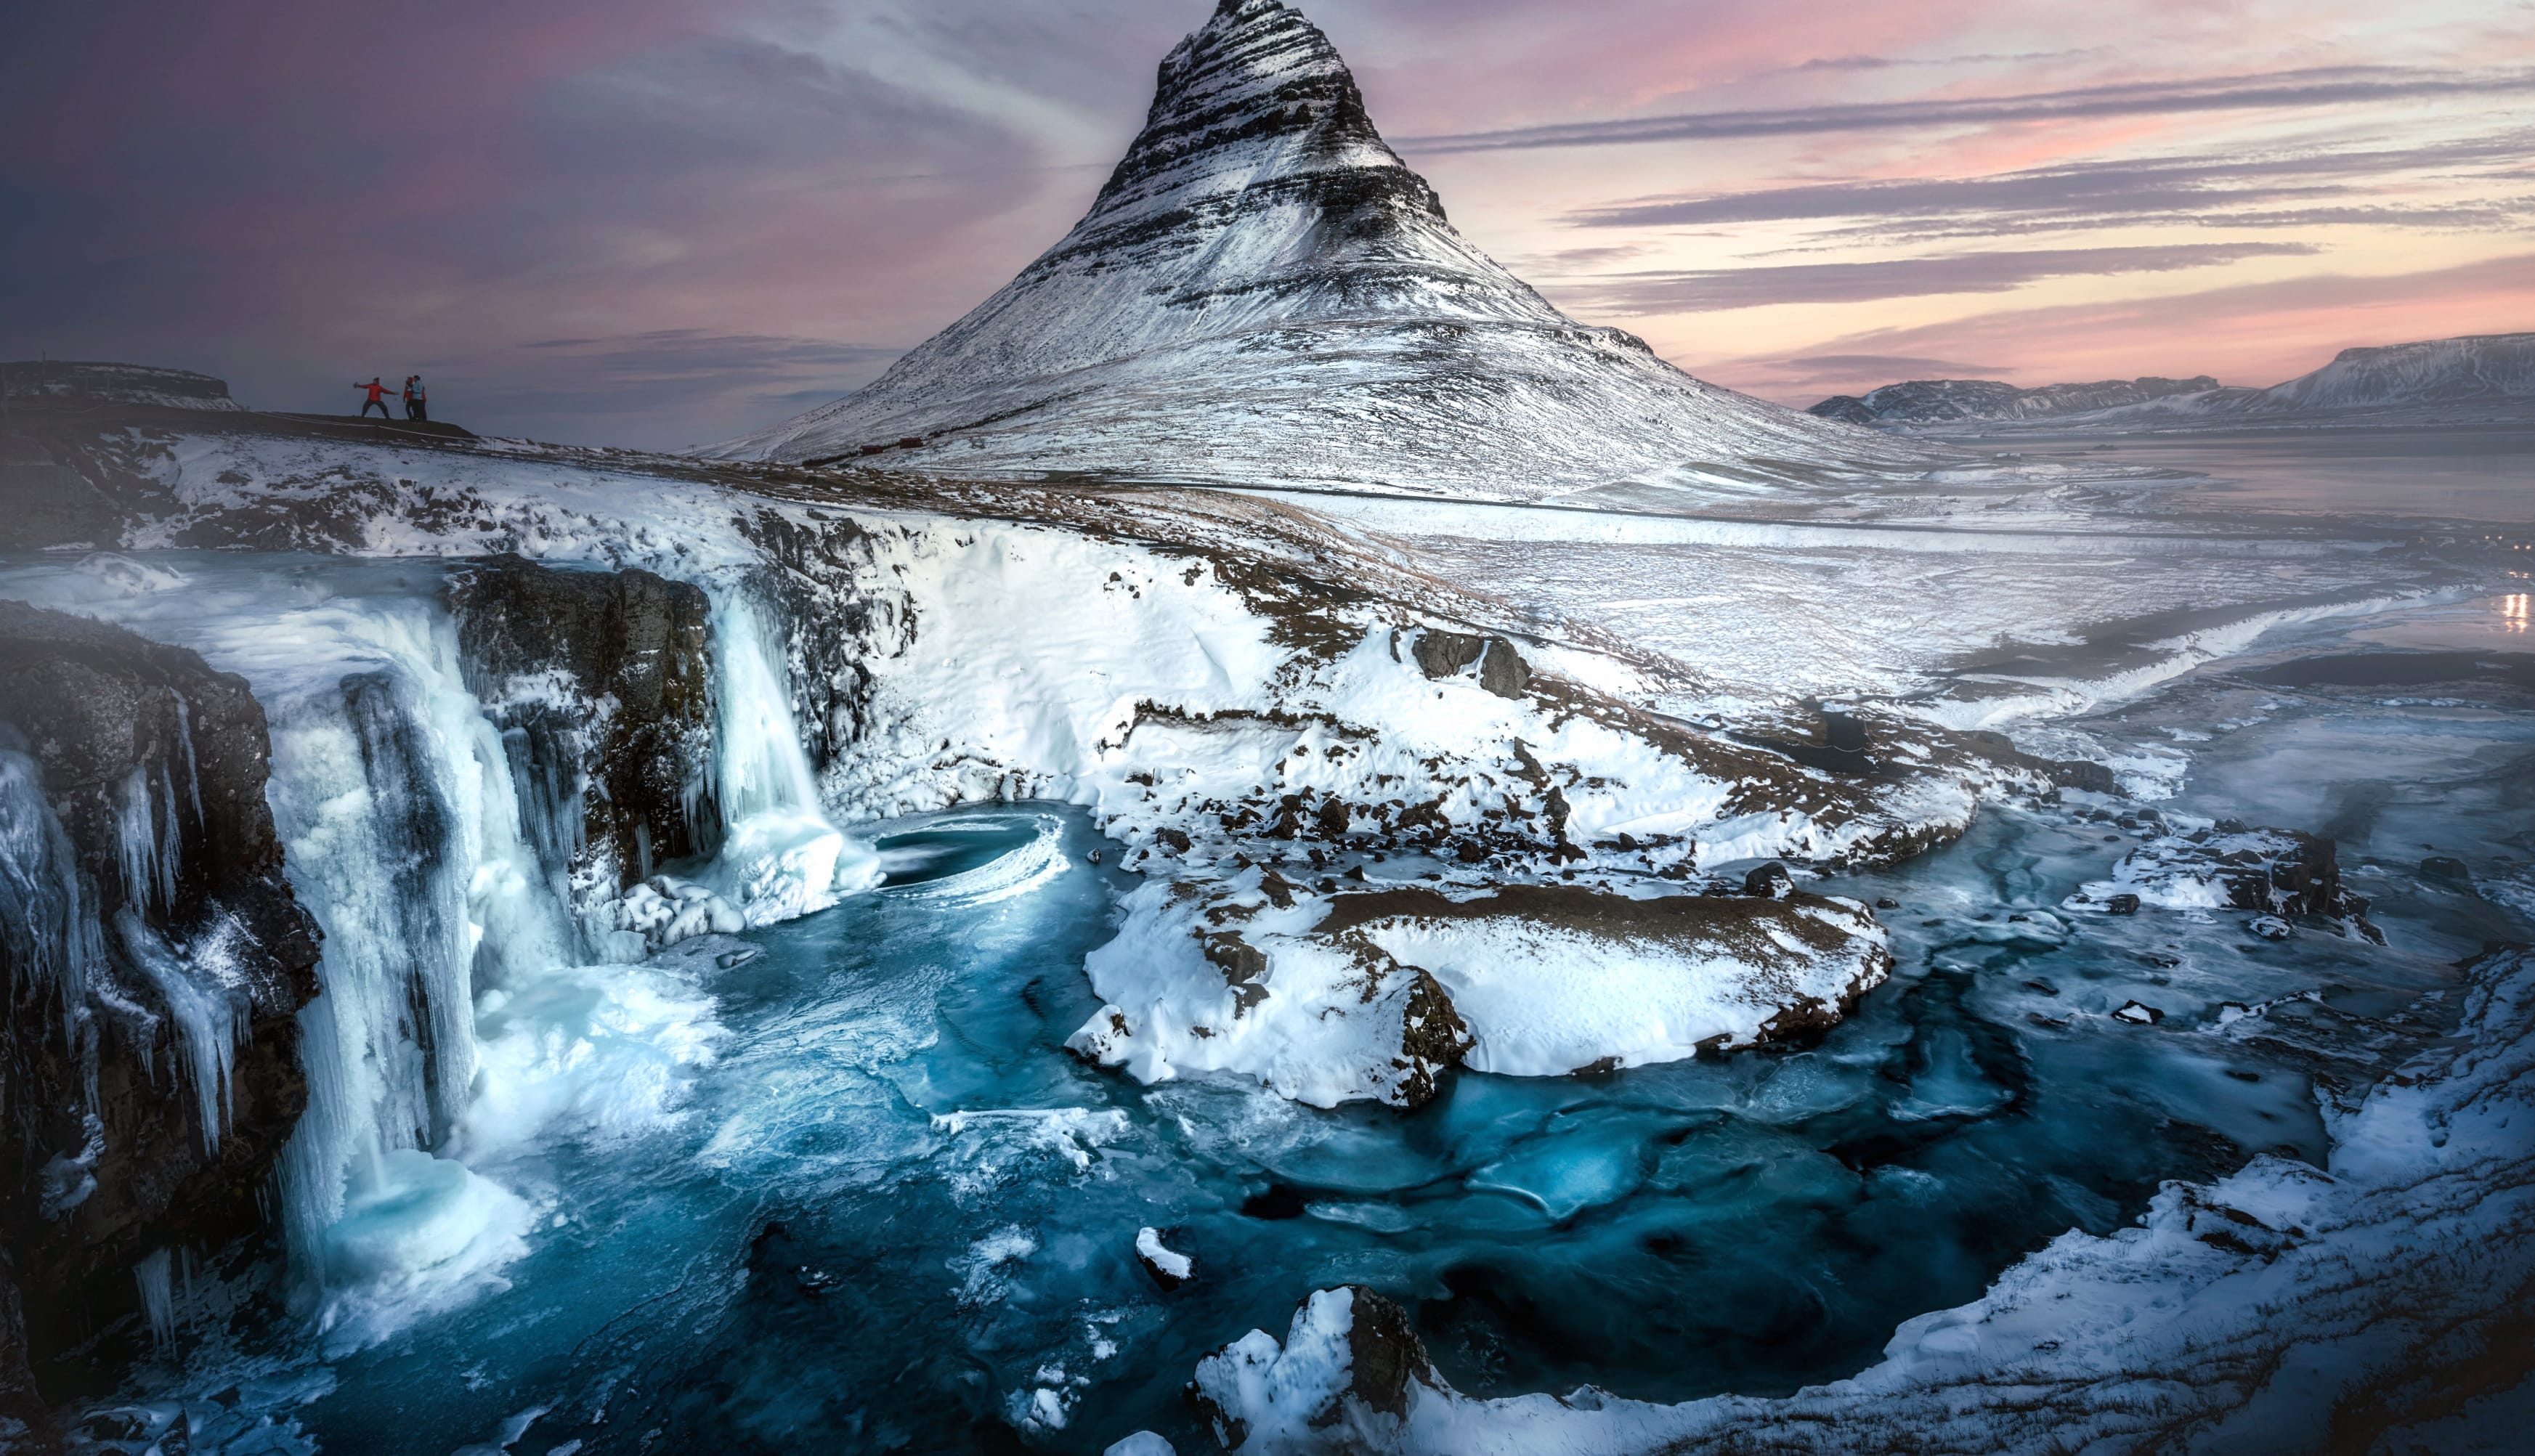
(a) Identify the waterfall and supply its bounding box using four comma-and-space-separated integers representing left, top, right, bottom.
698, 592, 880, 925
264, 600, 566, 1303
0, 557, 873, 1349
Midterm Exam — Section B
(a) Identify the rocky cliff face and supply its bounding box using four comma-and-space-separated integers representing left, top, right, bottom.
0, 602, 321, 1401
726, 0, 1939, 502
446, 557, 721, 920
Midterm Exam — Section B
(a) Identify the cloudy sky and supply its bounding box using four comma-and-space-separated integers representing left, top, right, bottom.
5, 0, 2530, 448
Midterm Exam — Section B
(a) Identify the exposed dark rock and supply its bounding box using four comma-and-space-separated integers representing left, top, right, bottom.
2107, 893, 2142, 915
447, 556, 720, 902
0, 602, 321, 1381
1337, 1285, 1432, 1420
1744, 862, 1793, 898
739, 511, 900, 774
2420, 855, 2473, 885
1391, 968, 1471, 1108
1411, 630, 1530, 699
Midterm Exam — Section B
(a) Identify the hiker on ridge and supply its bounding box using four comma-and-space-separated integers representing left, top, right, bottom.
404, 375, 428, 422
355, 376, 393, 419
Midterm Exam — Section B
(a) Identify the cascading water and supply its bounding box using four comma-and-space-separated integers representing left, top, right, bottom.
702, 591, 882, 922
0, 555, 880, 1354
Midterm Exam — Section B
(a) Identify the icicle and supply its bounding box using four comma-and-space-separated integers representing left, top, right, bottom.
0, 739, 104, 1047
134, 1248, 176, 1346
113, 908, 238, 1155
171, 689, 204, 828
113, 764, 179, 914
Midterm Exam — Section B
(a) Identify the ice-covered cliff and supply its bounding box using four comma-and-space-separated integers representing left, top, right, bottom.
722, 0, 1939, 503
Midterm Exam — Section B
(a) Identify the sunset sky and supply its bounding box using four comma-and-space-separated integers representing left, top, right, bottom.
5, 0, 2531, 448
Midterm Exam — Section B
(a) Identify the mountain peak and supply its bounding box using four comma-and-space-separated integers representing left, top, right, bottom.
728, 3, 1937, 500
1058, 0, 1447, 277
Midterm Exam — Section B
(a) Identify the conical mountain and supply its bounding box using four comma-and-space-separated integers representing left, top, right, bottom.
727, 0, 1939, 502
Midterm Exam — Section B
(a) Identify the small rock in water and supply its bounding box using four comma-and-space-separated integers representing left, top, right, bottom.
2246, 915, 2294, 941
2106, 893, 2142, 915
2024, 978, 2059, 996
1744, 863, 1793, 898
1136, 1227, 1193, 1290
1087, 847, 1103, 864
2112, 1000, 2165, 1025
715, 947, 760, 970
2420, 855, 2472, 884
2224, 1068, 2262, 1083
1875, 896, 1901, 909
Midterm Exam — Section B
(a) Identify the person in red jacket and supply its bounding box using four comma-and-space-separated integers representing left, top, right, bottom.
354, 377, 393, 419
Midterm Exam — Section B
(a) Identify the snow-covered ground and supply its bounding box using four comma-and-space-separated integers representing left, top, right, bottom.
15, 404, 2532, 1454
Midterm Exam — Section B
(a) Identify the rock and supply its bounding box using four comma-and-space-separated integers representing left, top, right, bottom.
1153, 826, 1193, 854
0, 602, 323, 1376
2420, 855, 2473, 884
1875, 896, 1901, 909
2113, 1001, 2166, 1024
1104, 1435, 1177, 1456
1190, 1285, 1437, 1451
2106, 893, 2142, 915
1744, 862, 1793, 898
1411, 630, 1530, 699
447, 556, 718, 901
2247, 915, 2294, 941
1135, 1227, 1192, 1290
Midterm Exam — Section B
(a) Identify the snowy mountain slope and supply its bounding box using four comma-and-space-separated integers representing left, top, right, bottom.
1814, 333, 2535, 431
2244, 331, 2535, 413
721, 0, 1944, 503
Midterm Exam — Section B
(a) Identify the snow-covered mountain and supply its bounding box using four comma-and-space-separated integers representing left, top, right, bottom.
2242, 331, 2535, 414
1813, 333, 2535, 431
723, 0, 1937, 501
1810, 375, 2220, 428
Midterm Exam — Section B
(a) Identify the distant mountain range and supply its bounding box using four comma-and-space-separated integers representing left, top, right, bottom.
1811, 333, 2535, 431
723, 0, 1937, 501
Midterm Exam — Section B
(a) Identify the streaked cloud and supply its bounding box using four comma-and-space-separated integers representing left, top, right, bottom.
1567, 134, 2534, 232
1399, 65, 2535, 154
1569, 243, 2319, 314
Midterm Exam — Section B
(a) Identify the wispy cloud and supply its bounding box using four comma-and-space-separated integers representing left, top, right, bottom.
1400, 66, 2535, 153
1567, 243, 2318, 314
1566, 134, 2534, 234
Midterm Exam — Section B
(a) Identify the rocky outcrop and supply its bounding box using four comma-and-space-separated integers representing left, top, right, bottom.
446, 556, 721, 906
1189, 1285, 1438, 1449
1408, 630, 1529, 700
0, 601, 321, 1390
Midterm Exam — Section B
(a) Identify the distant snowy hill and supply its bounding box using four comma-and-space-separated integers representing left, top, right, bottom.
723, 0, 1939, 501
1813, 333, 2535, 431
2, 359, 243, 412
1810, 376, 2220, 427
